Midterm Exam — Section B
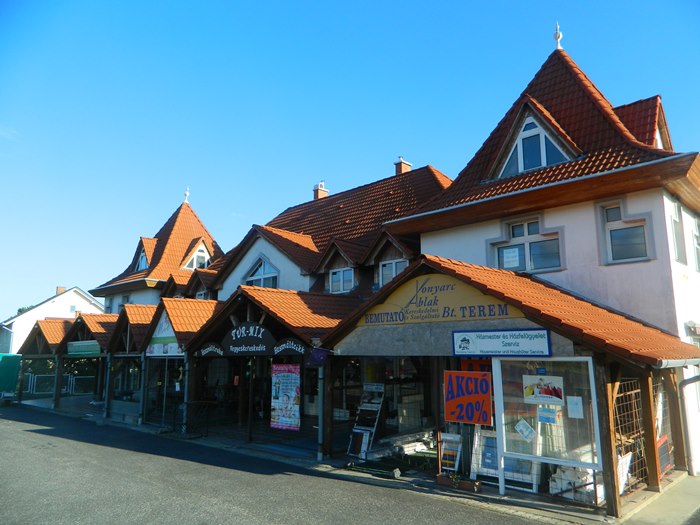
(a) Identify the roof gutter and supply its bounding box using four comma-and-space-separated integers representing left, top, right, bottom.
654, 358, 700, 369
386, 152, 698, 227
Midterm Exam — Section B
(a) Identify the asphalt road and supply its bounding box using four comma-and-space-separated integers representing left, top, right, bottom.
0, 405, 536, 525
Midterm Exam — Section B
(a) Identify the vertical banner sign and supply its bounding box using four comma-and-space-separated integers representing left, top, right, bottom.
271, 364, 301, 431
443, 371, 492, 425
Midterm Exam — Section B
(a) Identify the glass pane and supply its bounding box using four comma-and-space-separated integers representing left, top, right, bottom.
342, 269, 353, 291
381, 263, 393, 285
330, 271, 340, 292
498, 244, 525, 271
522, 135, 542, 170
605, 206, 621, 223
527, 221, 539, 235
530, 239, 561, 269
610, 226, 647, 260
395, 259, 408, 273
500, 360, 598, 466
501, 146, 519, 178
544, 136, 566, 165
262, 276, 278, 288
511, 223, 525, 238
522, 122, 537, 132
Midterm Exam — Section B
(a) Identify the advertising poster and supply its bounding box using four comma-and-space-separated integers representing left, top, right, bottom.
271, 364, 301, 431
443, 371, 492, 425
522, 375, 564, 405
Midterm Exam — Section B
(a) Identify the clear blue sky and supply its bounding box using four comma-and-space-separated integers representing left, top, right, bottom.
1, 1, 699, 320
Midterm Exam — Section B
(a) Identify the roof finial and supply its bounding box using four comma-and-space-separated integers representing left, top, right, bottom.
554, 22, 563, 50
184, 186, 190, 203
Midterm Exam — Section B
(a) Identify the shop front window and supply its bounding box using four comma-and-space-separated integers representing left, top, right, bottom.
497, 359, 598, 465
112, 358, 141, 402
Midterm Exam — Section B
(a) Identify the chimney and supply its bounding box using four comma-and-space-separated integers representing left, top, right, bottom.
313, 181, 329, 200
56, 286, 66, 296
394, 156, 412, 175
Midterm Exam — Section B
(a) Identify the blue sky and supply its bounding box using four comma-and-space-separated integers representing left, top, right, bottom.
1, 1, 699, 320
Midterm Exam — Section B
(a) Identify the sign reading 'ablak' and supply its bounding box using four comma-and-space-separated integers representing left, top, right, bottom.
453, 329, 550, 357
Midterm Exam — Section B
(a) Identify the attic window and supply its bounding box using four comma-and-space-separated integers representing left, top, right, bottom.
245, 258, 278, 288
499, 117, 568, 178
135, 249, 148, 271
185, 247, 210, 270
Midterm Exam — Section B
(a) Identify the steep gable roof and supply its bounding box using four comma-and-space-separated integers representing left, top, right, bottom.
91, 202, 224, 294
108, 304, 158, 353
17, 319, 74, 355
56, 313, 119, 354
389, 50, 698, 234
615, 96, 673, 150
325, 255, 700, 368
152, 298, 224, 348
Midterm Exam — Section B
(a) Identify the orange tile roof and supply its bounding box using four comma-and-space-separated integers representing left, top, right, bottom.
417, 50, 672, 214
160, 298, 224, 347
37, 319, 74, 347
257, 225, 319, 271
614, 96, 664, 148
329, 255, 700, 368
92, 202, 224, 292
266, 165, 451, 253
79, 314, 120, 350
123, 304, 157, 351
239, 286, 364, 342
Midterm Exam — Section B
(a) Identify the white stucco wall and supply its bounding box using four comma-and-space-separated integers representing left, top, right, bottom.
105, 288, 162, 314
1, 288, 104, 354
421, 189, 680, 334
219, 237, 313, 301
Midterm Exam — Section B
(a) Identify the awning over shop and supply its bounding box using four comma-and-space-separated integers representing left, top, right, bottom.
0, 354, 21, 391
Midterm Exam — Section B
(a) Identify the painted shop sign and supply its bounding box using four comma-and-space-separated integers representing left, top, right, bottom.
358, 274, 522, 326
221, 322, 277, 356
147, 313, 183, 356
453, 329, 551, 357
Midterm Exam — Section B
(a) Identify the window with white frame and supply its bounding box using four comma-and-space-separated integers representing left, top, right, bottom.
494, 219, 561, 272
379, 259, 409, 286
330, 267, 354, 293
694, 218, 700, 272
245, 259, 278, 288
671, 203, 687, 264
185, 247, 210, 270
602, 204, 649, 263
135, 249, 148, 271
195, 288, 209, 300
499, 116, 568, 179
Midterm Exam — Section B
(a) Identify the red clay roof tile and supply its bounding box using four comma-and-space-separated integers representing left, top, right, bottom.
161, 298, 224, 347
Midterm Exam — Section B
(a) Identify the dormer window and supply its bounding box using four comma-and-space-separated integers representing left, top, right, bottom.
135, 249, 148, 271
330, 267, 353, 294
185, 247, 210, 270
245, 258, 278, 288
500, 117, 568, 178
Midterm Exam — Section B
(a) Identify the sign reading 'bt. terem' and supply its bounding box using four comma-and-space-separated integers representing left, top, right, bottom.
358, 274, 523, 326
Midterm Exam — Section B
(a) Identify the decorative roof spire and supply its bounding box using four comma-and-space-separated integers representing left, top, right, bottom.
184, 186, 190, 203
554, 22, 563, 50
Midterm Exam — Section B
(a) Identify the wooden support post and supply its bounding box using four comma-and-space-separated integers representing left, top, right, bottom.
662, 370, 686, 469
640, 374, 661, 491
594, 356, 621, 517
52, 354, 63, 410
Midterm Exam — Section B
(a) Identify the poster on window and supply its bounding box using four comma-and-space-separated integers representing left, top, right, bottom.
522, 374, 564, 405
271, 364, 301, 431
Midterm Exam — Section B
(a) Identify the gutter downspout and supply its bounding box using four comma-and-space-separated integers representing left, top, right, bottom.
679, 372, 700, 475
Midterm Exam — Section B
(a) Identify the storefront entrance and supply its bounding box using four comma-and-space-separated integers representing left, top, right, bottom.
145, 357, 184, 428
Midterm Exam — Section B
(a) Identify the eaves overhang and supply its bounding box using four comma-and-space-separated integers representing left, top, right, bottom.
89, 278, 164, 298
387, 153, 700, 236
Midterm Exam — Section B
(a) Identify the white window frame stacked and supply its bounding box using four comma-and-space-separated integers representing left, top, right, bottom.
598, 201, 653, 264
491, 217, 562, 273
330, 267, 354, 294
671, 202, 687, 265
379, 259, 409, 287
